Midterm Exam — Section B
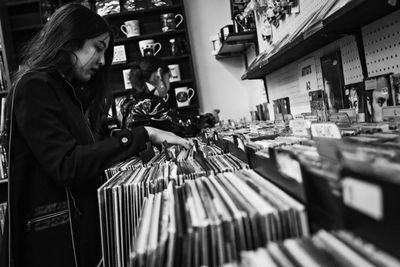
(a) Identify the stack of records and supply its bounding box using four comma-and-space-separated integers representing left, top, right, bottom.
128, 169, 309, 267
105, 157, 143, 179
239, 229, 400, 267
99, 150, 249, 267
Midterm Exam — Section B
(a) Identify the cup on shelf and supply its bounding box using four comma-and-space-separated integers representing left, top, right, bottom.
138, 39, 162, 56
120, 20, 140, 38
160, 13, 183, 32
168, 64, 181, 82
175, 86, 194, 108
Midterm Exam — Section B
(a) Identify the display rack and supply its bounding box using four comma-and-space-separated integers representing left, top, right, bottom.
216, 31, 257, 59
243, 0, 400, 79
105, 0, 199, 113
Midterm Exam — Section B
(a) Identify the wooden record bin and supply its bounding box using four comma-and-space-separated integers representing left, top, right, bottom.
104, 0, 199, 115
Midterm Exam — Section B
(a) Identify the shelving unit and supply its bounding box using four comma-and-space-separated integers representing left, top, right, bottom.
114, 29, 186, 45
242, 0, 400, 79
105, 0, 199, 113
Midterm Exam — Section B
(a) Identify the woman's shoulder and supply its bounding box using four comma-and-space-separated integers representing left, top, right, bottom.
15, 71, 62, 98
18, 71, 58, 85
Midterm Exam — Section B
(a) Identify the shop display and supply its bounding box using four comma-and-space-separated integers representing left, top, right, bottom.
1, 0, 400, 266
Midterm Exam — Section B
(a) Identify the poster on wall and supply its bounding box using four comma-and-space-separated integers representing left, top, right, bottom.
390, 73, 400, 105
298, 57, 318, 92
254, 1, 272, 52
364, 74, 394, 122
320, 51, 345, 114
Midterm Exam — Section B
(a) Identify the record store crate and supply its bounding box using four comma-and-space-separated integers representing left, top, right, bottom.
246, 146, 307, 204
225, 135, 249, 164
300, 162, 345, 232
340, 162, 400, 259
211, 133, 229, 153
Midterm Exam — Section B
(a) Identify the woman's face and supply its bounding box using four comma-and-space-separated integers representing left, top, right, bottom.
71, 32, 110, 82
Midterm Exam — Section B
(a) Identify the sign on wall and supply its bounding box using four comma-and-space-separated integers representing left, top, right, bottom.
298, 57, 318, 92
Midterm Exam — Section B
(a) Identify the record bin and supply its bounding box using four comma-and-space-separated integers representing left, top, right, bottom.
246, 145, 307, 204
300, 161, 345, 231
211, 131, 229, 153
340, 161, 400, 259
225, 135, 249, 164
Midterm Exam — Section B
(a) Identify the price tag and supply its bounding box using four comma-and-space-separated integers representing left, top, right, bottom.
342, 177, 383, 220
382, 106, 400, 118
365, 78, 377, 90
275, 113, 284, 122
289, 119, 311, 137
311, 123, 342, 139
294, 114, 305, 120
304, 114, 318, 122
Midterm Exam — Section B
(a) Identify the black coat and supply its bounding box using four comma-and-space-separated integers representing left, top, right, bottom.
0, 71, 149, 267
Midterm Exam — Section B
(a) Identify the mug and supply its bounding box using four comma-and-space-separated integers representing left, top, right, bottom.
160, 13, 183, 32
175, 86, 194, 107
168, 64, 181, 82
120, 20, 140, 37
138, 39, 162, 56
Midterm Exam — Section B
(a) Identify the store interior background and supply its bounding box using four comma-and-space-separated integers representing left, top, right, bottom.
183, 0, 267, 122
183, 0, 400, 123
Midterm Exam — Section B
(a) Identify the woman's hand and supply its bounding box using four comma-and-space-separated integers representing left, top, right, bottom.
144, 126, 192, 149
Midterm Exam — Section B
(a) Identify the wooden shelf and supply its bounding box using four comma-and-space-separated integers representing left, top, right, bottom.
111, 54, 189, 69
104, 4, 182, 19
243, 0, 400, 79
215, 31, 256, 59
170, 78, 193, 86
0, 91, 9, 97
112, 79, 194, 96
114, 29, 186, 45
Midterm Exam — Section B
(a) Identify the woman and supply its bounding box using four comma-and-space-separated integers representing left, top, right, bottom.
117, 56, 216, 136
1, 4, 189, 267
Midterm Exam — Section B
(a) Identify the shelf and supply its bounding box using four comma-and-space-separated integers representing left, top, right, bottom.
103, 4, 182, 19
176, 103, 199, 111
0, 179, 7, 184
215, 31, 256, 59
12, 24, 42, 33
111, 54, 189, 69
243, 0, 400, 79
224, 31, 256, 43
171, 79, 193, 86
114, 29, 186, 45
0, 91, 9, 97
112, 79, 194, 96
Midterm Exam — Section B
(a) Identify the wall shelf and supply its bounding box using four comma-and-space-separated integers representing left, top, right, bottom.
114, 29, 186, 45
104, 4, 182, 19
215, 31, 256, 59
111, 54, 189, 69
0, 91, 9, 97
242, 0, 400, 79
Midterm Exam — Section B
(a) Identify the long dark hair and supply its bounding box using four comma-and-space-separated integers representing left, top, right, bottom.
6, 3, 114, 134
129, 56, 169, 93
